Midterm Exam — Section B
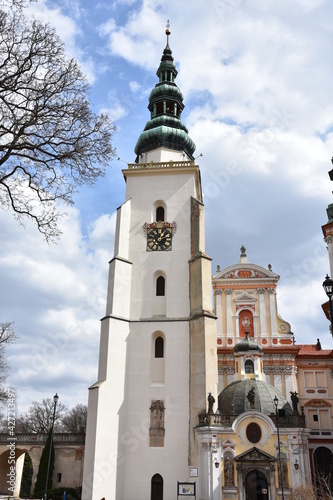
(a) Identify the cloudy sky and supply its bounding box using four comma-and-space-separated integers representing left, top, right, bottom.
2, 0, 333, 414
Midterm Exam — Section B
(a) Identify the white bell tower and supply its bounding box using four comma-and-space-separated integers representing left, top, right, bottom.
82, 25, 218, 500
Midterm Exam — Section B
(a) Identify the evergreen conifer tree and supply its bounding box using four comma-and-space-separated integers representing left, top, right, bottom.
20, 452, 33, 498
33, 430, 54, 498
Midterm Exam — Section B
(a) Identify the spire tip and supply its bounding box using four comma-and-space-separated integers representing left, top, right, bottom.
165, 19, 171, 39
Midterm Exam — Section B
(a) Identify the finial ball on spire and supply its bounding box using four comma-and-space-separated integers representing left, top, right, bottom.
166, 19, 171, 36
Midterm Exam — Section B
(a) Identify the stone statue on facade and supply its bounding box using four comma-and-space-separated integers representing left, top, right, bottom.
208, 392, 215, 414
224, 457, 234, 486
247, 387, 255, 409
290, 391, 299, 413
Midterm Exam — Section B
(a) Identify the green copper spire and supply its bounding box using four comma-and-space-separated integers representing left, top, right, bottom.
134, 23, 196, 162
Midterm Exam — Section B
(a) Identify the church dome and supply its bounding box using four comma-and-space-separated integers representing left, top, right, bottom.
218, 379, 293, 417
234, 333, 262, 353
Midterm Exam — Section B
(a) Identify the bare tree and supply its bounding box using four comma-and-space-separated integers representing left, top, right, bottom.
0, 321, 18, 346
0, 1, 116, 242
17, 397, 67, 433
60, 403, 87, 433
314, 468, 333, 499
290, 469, 333, 500
0, 322, 18, 403
290, 486, 316, 500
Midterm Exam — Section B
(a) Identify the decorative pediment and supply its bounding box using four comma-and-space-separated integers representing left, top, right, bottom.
234, 293, 257, 304
222, 268, 268, 279
235, 447, 275, 463
304, 399, 331, 408
222, 438, 236, 448
213, 264, 279, 282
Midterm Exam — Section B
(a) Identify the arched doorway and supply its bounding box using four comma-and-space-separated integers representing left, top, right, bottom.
151, 473, 163, 500
245, 470, 269, 500
0, 447, 26, 496
313, 446, 333, 494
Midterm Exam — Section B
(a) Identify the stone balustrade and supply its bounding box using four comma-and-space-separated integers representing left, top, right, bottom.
127, 160, 195, 170
198, 412, 306, 428
0, 432, 85, 444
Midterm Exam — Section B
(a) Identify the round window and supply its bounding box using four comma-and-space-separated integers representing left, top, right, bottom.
246, 422, 262, 444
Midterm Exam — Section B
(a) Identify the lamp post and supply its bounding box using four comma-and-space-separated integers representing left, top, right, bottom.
274, 396, 284, 500
323, 275, 333, 335
44, 393, 59, 500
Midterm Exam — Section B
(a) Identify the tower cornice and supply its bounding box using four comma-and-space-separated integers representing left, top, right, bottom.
122, 160, 202, 201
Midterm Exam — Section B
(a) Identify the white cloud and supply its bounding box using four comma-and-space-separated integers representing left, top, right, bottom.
27, 0, 99, 84
101, 103, 129, 121
99, 17, 117, 37
129, 80, 141, 93
28, 0, 80, 49
1, 207, 115, 412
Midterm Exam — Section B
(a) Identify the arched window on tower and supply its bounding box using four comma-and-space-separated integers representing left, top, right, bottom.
153, 271, 166, 316
156, 276, 165, 296
151, 332, 165, 385
155, 336, 164, 358
245, 360, 254, 374
156, 206, 165, 222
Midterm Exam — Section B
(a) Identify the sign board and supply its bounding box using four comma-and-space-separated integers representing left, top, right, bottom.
178, 482, 196, 496
262, 489, 267, 494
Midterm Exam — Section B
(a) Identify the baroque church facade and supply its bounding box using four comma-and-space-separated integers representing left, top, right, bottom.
82, 28, 333, 500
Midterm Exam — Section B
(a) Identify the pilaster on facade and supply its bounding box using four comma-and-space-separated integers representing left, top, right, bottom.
215, 288, 223, 340
257, 289, 266, 343
268, 288, 277, 336
196, 429, 223, 500
225, 290, 233, 341
189, 196, 218, 466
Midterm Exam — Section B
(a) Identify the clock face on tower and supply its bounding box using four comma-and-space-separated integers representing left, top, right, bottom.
147, 227, 172, 252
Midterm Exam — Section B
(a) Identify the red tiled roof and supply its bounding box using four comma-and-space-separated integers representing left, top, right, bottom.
297, 344, 333, 356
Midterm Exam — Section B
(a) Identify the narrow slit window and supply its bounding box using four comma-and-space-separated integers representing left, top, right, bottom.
156, 206, 165, 221
156, 102, 163, 115
155, 336, 164, 358
156, 276, 165, 296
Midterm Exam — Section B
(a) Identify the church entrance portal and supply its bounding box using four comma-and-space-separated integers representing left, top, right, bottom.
151, 473, 163, 500
245, 470, 269, 500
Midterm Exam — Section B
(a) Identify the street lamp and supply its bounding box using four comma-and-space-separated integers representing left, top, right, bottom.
44, 393, 59, 500
274, 396, 285, 500
323, 275, 333, 335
